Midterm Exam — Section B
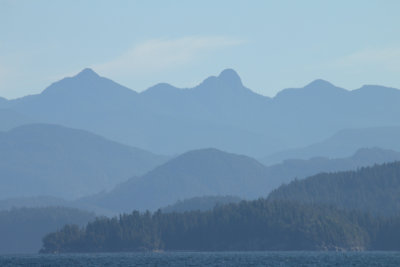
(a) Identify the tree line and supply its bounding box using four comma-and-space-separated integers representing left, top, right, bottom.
40, 199, 400, 253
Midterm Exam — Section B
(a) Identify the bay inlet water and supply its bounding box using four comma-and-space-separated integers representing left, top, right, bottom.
1, 251, 400, 266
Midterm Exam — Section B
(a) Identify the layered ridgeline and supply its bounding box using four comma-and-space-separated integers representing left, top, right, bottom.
263, 126, 400, 165
40, 200, 400, 253
262, 147, 400, 184
268, 161, 400, 216
0, 207, 95, 254
41, 161, 400, 253
1, 68, 400, 157
0, 123, 166, 199
79, 148, 400, 213
1, 146, 396, 213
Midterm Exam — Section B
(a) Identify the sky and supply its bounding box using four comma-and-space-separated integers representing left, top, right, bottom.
1, 0, 400, 99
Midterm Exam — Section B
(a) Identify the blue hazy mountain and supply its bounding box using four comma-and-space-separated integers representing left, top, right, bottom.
0, 108, 36, 131
262, 126, 400, 165
0, 123, 166, 199
79, 148, 270, 212
3, 68, 400, 157
80, 147, 400, 213
1, 69, 273, 156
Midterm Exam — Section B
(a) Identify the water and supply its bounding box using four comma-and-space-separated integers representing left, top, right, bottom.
1, 251, 400, 266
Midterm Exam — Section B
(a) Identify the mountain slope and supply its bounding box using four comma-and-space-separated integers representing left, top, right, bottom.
81, 148, 271, 212
268, 161, 400, 216
0, 123, 166, 199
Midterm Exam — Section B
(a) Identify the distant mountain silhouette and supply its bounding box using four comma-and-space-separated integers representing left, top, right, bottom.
262, 126, 400, 165
80, 147, 400, 213
0, 123, 166, 199
3, 68, 400, 157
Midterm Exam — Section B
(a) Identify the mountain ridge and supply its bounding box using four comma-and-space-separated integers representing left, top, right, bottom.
2, 68, 400, 157
4, 68, 400, 100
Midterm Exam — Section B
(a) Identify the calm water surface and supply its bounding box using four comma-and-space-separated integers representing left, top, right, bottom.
1, 251, 399, 267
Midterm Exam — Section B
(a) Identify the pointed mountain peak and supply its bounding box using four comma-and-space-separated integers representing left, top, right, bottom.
305, 79, 335, 89
217, 68, 242, 87
196, 68, 245, 92
75, 68, 100, 79
41, 67, 138, 97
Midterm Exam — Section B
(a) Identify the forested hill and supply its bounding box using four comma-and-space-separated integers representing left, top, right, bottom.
40, 199, 400, 253
268, 161, 400, 216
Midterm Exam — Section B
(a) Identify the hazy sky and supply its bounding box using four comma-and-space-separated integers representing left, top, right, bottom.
1, 0, 400, 99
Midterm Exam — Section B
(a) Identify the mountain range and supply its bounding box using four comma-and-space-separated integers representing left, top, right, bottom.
2, 68, 400, 212
2, 68, 400, 158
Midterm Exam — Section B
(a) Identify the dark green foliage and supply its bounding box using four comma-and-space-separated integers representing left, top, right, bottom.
41, 200, 399, 253
268, 161, 400, 216
0, 207, 95, 254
